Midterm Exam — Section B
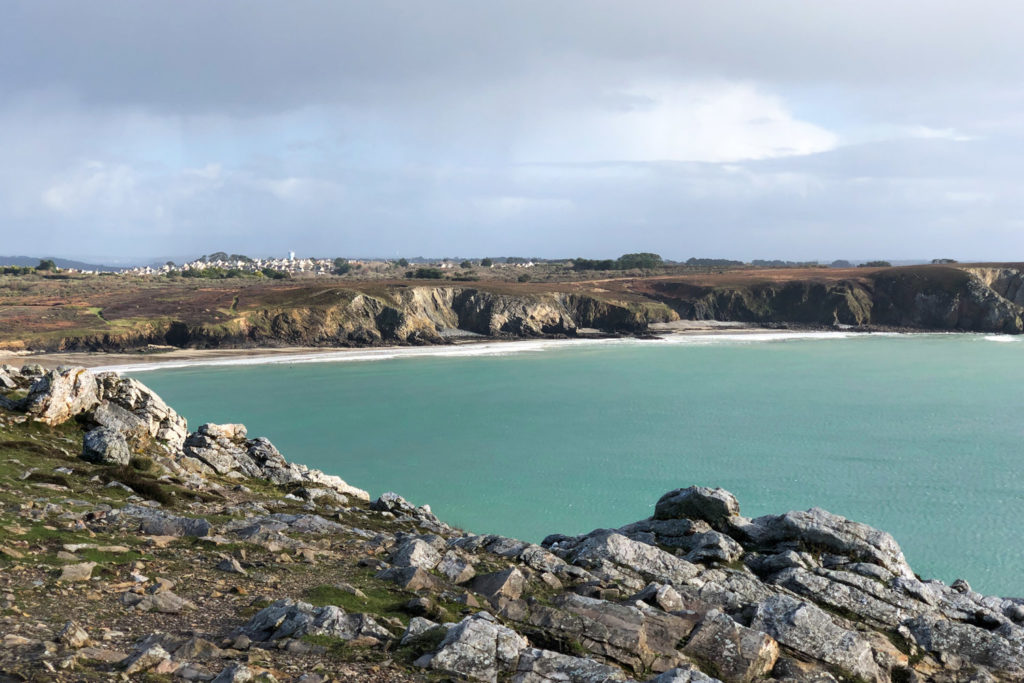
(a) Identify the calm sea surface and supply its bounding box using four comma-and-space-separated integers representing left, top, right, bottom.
126, 333, 1024, 596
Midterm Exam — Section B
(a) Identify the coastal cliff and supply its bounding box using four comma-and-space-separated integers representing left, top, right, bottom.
5, 264, 1024, 355
1, 365, 1022, 682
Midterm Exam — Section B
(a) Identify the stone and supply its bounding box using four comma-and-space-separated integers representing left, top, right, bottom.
371, 491, 417, 514
682, 531, 744, 565
529, 593, 700, 674
750, 595, 881, 682
400, 616, 441, 645
58, 620, 90, 649
124, 505, 212, 537
235, 599, 392, 643
470, 567, 526, 601
120, 643, 172, 674
427, 612, 528, 682
211, 663, 254, 683
648, 665, 725, 683
81, 427, 132, 466
24, 367, 100, 426
376, 566, 441, 592
391, 538, 442, 570
512, 647, 632, 682
681, 610, 778, 682
769, 567, 910, 628
95, 373, 189, 449
125, 590, 196, 614
568, 531, 700, 589
59, 562, 97, 582
216, 557, 248, 575
438, 551, 477, 583
744, 507, 914, 579
89, 401, 151, 442
905, 614, 1024, 675
173, 636, 224, 661
654, 487, 740, 527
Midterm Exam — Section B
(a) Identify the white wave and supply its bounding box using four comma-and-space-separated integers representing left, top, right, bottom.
983, 335, 1020, 343
98, 330, 911, 374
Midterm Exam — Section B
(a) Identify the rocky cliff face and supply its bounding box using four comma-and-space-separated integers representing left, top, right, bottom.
1, 366, 1022, 682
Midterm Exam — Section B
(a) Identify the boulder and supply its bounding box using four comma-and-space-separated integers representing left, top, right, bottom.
905, 614, 1024, 676
512, 647, 633, 682
470, 567, 526, 601
750, 595, 881, 682
654, 487, 740, 527
95, 373, 188, 449
742, 508, 914, 579
529, 594, 700, 674
647, 666, 724, 683
568, 531, 700, 589
59, 561, 97, 582
437, 551, 476, 583
376, 566, 442, 592
89, 401, 151, 442
81, 427, 132, 466
121, 506, 212, 537
681, 610, 778, 682
58, 620, 91, 648
391, 538, 442, 570
400, 617, 442, 646
24, 367, 100, 426
235, 598, 391, 643
425, 612, 528, 682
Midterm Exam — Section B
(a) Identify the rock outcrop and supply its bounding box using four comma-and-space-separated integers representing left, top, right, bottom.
1, 365, 1022, 682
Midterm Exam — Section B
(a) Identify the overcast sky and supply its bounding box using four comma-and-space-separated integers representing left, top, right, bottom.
2, 1, 1023, 263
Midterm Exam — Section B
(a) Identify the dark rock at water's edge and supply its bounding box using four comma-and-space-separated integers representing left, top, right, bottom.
0, 365, 1022, 682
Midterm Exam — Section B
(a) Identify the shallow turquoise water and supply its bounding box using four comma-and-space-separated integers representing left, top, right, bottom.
130, 334, 1024, 596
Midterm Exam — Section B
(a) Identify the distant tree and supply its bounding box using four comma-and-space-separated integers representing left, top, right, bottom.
517, 273, 532, 282
931, 258, 958, 264
408, 267, 444, 279
859, 260, 892, 268
480, 258, 493, 267
617, 252, 663, 269
830, 260, 853, 268
685, 257, 744, 267
165, 261, 176, 267
572, 258, 616, 271
207, 251, 229, 262
261, 268, 289, 279
397, 258, 409, 267
332, 258, 352, 275
36, 259, 56, 271
460, 260, 473, 269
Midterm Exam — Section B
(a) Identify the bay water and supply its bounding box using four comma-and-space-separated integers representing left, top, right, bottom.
126, 333, 1024, 596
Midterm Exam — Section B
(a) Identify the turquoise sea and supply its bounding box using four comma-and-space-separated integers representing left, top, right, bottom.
122, 333, 1024, 597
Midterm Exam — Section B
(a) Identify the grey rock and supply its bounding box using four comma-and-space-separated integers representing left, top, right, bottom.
81, 427, 132, 466
470, 567, 526, 601
681, 610, 779, 682
119, 643, 172, 674
743, 507, 913, 579
568, 531, 700, 590
391, 538, 442, 570
400, 616, 441, 645
371, 491, 416, 514
654, 487, 740, 527
906, 614, 1024, 675
437, 551, 476, 583
235, 598, 391, 643
59, 561, 97, 582
122, 505, 212, 538
769, 567, 913, 628
95, 373, 188, 450
211, 663, 253, 683
58, 620, 90, 648
750, 595, 881, 682
646, 665, 724, 683
89, 401, 150, 442
25, 367, 101, 426
682, 531, 744, 565
513, 647, 633, 682
124, 590, 195, 613
216, 557, 248, 575
529, 593, 700, 674
427, 612, 528, 682
376, 566, 442, 592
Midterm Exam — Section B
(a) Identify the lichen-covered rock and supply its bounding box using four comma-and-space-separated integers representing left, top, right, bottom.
750, 595, 882, 682
81, 427, 132, 466
513, 647, 633, 682
654, 487, 740, 527
235, 599, 391, 643
647, 665, 724, 683
95, 373, 188, 449
425, 612, 528, 683
681, 610, 778, 683
470, 567, 526, 601
741, 507, 913, 579
391, 538, 442, 570
568, 531, 700, 590
905, 614, 1024, 676
437, 551, 477, 583
25, 367, 100, 425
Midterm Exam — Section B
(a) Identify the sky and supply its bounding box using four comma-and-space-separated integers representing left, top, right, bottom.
2, 1, 1023, 264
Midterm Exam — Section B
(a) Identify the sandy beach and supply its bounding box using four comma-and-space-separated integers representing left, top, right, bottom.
0, 320, 779, 372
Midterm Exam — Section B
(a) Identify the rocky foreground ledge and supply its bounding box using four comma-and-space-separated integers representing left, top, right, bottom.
0, 365, 1022, 682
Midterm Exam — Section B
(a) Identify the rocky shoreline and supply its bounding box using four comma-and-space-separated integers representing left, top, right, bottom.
1, 364, 1022, 682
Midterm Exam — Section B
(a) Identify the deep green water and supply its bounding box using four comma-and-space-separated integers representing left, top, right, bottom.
124, 333, 1024, 596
